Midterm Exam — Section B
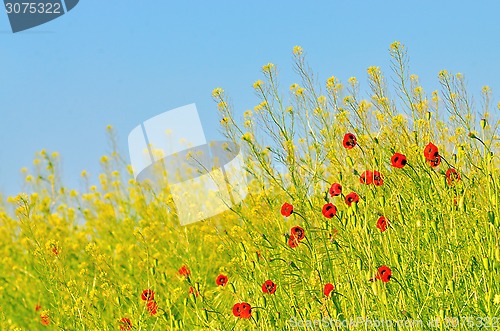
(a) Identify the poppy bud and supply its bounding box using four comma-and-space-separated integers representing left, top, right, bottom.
481, 118, 487, 129
448, 280, 454, 293
254, 251, 260, 261
254, 309, 260, 322
374, 137, 379, 144
339, 172, 343, 181
483, 257, 489, 271
346, 156, 354, 167
229, 283, 236, 293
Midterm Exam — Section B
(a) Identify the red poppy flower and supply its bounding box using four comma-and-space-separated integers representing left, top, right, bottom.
40, 315, 50, 326
147, 301, 158, 315
343, 133, 357, 149
119, 318, 132, 331
446, 168, 460, 186
376, 216, 388, 232
178, 265, 191, 277
262, 280, 277, 294
281, 202, 293, 217
360, 170, 373, 185
324, 283, 334, 297
372, 170, 383, 186
391, 153, 407, 168
290, 226, 305, 241
322, 203, 337, 218
376, 265, 392, 282
329, 183, 342, 197
35, 304, 42, 312
189, 286, 199, 297
345, 192, 359, 206
288, 234, 299, 248
233, 302, 252, 319
424, 142, 439, 160
427, 155, 441, 168
141, 289, 155, 301
216, 274, 228, 286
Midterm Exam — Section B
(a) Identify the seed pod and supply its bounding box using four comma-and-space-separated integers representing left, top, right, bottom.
488, 211, 495, 224
483, 257, 489, 271
203, 309, 208, 321
357, 259, 362, 271
481, 118, 487, 129
426, 111, 432, 121
259, 295, 267, 308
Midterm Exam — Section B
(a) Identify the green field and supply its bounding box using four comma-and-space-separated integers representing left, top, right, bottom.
1, 42, 499, 330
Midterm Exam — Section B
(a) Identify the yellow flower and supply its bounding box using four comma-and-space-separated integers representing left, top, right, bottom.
494, 294, 500, 304
212, 88, 224, 98
262, 63, 275, 72
253, 80, 264, 89
293, 45, 303, 56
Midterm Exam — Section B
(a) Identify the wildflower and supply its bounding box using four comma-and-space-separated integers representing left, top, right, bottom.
233, 302, 252, 319
343, 133, 357, 149
324, 283, 334, 297
290, 226, 305, 241
391, 153, 407, 168
179, 265, 191, 277
119, 317, 132, 331
147, 301, 158, 315
40, 314, 50, 326
288, 235, 300, 248
141, 289, 155, 301
360, 170, 373, 185
329, 183, 342, 196
376, 216, 388, 232
281, 202, 293, 217
424, 142, 439, 160
189, 286, 199, 297
446, 168, 460, 186
427, 155, 441, 168
322, 203, 337, 218
345, 192, 360, 206
376, 265, 392, 282
35, 304, 42, 312
262, 280, 277, 294
373, 171, 383, 186
216, 274, 228, 286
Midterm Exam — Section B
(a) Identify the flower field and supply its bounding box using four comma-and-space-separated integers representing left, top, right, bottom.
1, 42, 499, 330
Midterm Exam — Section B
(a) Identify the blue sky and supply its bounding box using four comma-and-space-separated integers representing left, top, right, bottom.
1, 1, 499, 197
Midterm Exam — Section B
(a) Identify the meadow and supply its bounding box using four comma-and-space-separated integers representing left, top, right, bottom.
0, 42, 499, 330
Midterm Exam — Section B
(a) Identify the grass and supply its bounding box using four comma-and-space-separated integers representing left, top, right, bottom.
0, 41, 499, 330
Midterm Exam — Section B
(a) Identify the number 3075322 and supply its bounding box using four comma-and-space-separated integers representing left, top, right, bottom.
5, 2, 62, 14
